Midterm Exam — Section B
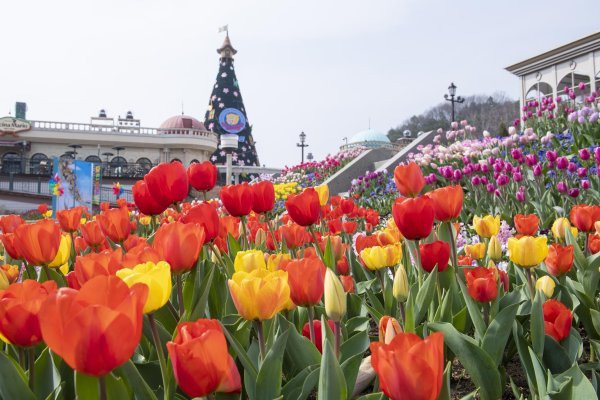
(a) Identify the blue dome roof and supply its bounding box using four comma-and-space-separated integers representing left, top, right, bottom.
348, 129, 390, 144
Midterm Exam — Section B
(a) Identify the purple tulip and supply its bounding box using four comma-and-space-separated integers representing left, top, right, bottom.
579, 148, 591, 160
557, 181, 568, 193
546, 151, 558, 162
590, 113, 599, 123
568, 188, 580, 198
480, 176, 489, 185
493, 163, 503, 173
511, 148, 522, 160
581, 180, 591, 189
472, 163, 481, 172
577, 167, 587, 178
533, 164, 542, 176
496, 174, 509, 186
486, 183, 495, 193
567, 162, 577, 173
505, 163, 513, 173
513, 172, 523, 182
578, 116, 586, 124
595, 147, 600, 163
453, 170, 463, 181
525, 154, 538, 166
443, 167, 453, 180
556, 157, 569, 170
516, 191, 525, 202
481, 164, 489, 173
578, 82, 586, 90
547, 160, 555, 169
471, 176, 481, 186
494, 189, 501, 197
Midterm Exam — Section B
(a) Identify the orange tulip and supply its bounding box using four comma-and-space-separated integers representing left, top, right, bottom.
465, 267, 498, 302
56, 207, 85, 233
0, 264, 19, 283
68, 249, 123, 289
339, 275, 355, 293
287, 258, 326, 307
590, 234, 600, 254
0, 233, 23, 260
80, 220, 106, 249
0, 280, 57, 346
545, 243, 574, 276
0, 214, 24, 234
514, 214, 540, 236
167, 319, 241, 398
14, 219, 61, 266
219, 216, 240, 240
569, 205, 600, 232
319, 235, 347, 262
426, 185, 463, 221
278, 224, 310, 249
40, 275, 147, 376
370, 332, 444, 400
220, 183, 254, 217
152, 222, 205, 273
97, 207, 131, 243
379, 316, 402, 344
393, 162, 426, 197
285, 188, 321, 226
121, 243, 161, 269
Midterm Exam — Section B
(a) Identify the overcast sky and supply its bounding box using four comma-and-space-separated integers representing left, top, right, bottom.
1, 0, 597, 168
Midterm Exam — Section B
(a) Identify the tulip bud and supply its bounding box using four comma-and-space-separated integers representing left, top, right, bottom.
487, 236, 502, 261
392, 264, 409, 302
254, 228, 267, 246
324, 269, 347, 322
595, 221, 600, 234
536, 276, 556, 298
551, 218, 578, 240
379, 316, 402, 344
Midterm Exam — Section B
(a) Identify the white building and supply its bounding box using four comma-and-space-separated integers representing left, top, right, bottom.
506, 31, 600, 110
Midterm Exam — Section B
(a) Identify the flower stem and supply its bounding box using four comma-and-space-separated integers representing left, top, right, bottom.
307, 306, 316, 345
526, 268, 535, 299
307, 225, 324, 259
240, 216, 248, 250
414, 240, 423, 288
398, 302, 406, 329
176, 274, 184, 318
447, 222, 458, 269
254, 320, 266, 363
483, 303, 490, 326
98, 375, 107, 400
333, 321, 341, 359
148, 313, 170, 400
28, 348, 35, 392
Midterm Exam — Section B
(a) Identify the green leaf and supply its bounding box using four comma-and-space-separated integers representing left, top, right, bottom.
345, 316, 370, 334
227, 233, 241, 260
323, 237, 336, 270
281, 364, 319, 400
187, 263, 215, 321
531, 290, 545, 359
428, 322, 502, 400
437, 361, 452, 400
543, 336, 572, 374
297, 366, 321, 400
565, 225, 588, 272
340, 354, 362, 400
279, 317, 321, 376
220, 321, 259, 377
317, 339, 347, 400
482, 302, 520, 366
339, 330, 369, 364
0, 350, 36, 400
457, 277, 486, 341
354, 394, 384, 400
34, 348, 62, 400
114, 360, 158, 400
75, 372, 130, 400
414, 267, 438, 325
256, 329, 290, 400
554, 364, 597, 399
528, 347, 547, 398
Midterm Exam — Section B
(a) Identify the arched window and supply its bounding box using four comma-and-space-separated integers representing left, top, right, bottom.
190, 159, 200, 165
85, 155, 102, 164
1, 152, 22, 175
596, 71, 600, 96
170, 158, 182, 164
30, 153, 49, 175
525, 82, 553, 103
557, 73, 591, 102
136, 157, 152, 170
60, 152, 74, 160
110, 156, 127, 177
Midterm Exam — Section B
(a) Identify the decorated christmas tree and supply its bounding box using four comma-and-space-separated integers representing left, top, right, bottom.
205, 33, 260, 168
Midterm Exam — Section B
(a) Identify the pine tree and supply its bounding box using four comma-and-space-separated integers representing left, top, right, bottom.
204, 34, 260, 168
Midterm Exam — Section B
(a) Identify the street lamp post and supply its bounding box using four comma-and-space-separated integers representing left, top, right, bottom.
296, 131, 308, 163
444, 82, 464, 122
221, 134, 239, 185
68, 144, 82, 160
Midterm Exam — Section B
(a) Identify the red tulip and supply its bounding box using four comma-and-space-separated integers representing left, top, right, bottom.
96, 207, 131, 243
56, 207, 84, 233
543, 299, 572, 342
80, 220, 106, 249
0, 233, 23, 260
336, 255, 349, 275
0, 280, 57, 347
514, 214, 540, 236
220, 183, 254, 217
302, 320, 335, 353
278, 224, 310, 249
70, 249, 123, 289
285, 188, 321, 226
152, 221, 205, 273
287, 258, 326, 306
40, 275, 148, 376
394, 162, 426, 197
251, 181, 275, 214
419, 241, 450, 273
187, 161, 217, 192
545, 243, 574, 276
426, 186, 463, 221
340, 198, 355, 214
0, 215, 25, 234
343, 221, 357, 234
327, 218, 343, 235
167, 319, 241, 397
37, 204, 49, 215
370, 332, 444, 400
392, 196, 434, 240
569, 205, 600, 232
589, 234, 600, 254
181, 203, 220, 242
465, 267, 498, 302
145, 161, 189, 208
133, 180, 168, 216
339, 274, 355, 293
14, 219, 61, 266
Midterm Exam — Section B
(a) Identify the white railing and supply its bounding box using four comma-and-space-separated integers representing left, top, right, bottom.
30, 120, 216, 139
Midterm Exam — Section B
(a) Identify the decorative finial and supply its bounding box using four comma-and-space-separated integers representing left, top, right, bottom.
217, 25, 237, 58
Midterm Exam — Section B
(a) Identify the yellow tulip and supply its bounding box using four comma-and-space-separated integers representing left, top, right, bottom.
254, 228, 267, 246
473, 215, 500, 238
116, 261, 172, 314
234, 250, 266, 273
360, 244, 402, 270
487, 235, 502, 261
139, 216, 152, 226
228, 269, 291, 321
0, 269, 9, 290
392, 264, 409, 302
536, 276, 555, 298
551, 218, 578, 240
324, 269, 346, 322
314, 184, 329, 206
507, 236, 548, 268
48, 234, 71, 269
43, 210, 53, 218
266, 253, 291, 271
465, 243, 486, 260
